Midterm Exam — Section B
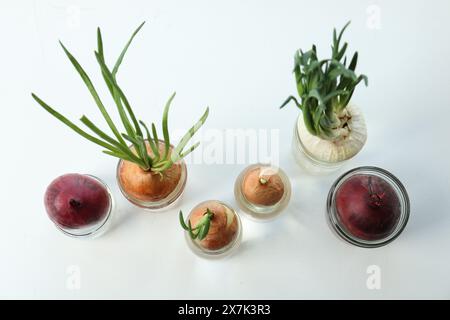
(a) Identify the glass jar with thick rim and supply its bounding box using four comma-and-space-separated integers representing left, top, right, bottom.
327, 166, 410, 248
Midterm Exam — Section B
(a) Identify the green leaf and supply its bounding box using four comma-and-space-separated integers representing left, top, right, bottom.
112, 21, 146, 77
329, 60, 357, 81
180, 141, 200, 158
80, 115, 142, 162
162, 92, 176, 161
172, 106, 209, 162
279, 95, 302, 110
119, 89, 143, 137
302, 104, 317, 136
93, 50, 143, 139
322, 90, 349, 104
306, 89, 324, 107
359, 74, 369, 86
348, 52, 358, 71
79, 115, 117, 146
198, 217, 210, 240
97, 27, 103, 57
333, 28, 337, 49
181, 208, 214, 240
339, 75, 368, 110
94, 51, 136, 139
140, 120, 160, 162
151, 160, 170, 171
97, 28, 114, 94
335, 42, 348, 61
151, 123, 159, 142
137, 135, 152, 167
313, 105, 323, 129
337, 21, 351, 48
179, 211, 190, 231
122, 134, 151, 169
294, 61, 304, 97
151, 123, 161, 157
32, 93, 122, 153
102, 149, 143, 165
280, 21, 368, 141
307, 72, 320, 91
304, 60, 321, 74
188, 220, 197, 239
59, 41, 126, 146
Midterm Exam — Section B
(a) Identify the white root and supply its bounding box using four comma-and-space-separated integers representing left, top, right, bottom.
297, 104, 367, 163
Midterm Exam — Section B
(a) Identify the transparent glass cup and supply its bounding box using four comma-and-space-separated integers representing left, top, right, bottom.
183, 200, 243, 259
327, 166, 410, 248
292, 105, 367, 174
116, 140, 187, 211
292, 123, 346, 174
50, 175, 114, 239
234, 164, 291, 221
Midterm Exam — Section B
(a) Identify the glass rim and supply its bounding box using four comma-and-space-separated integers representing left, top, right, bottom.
326, 166, 410, 248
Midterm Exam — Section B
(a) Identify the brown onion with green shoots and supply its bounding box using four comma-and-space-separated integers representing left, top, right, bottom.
32, 22, 209, 205
179, 201, 239, 252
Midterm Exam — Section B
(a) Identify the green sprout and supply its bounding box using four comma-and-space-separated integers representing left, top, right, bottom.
280, 21, 368, 141
32, 22, 209, 172
179, 209, 214, 240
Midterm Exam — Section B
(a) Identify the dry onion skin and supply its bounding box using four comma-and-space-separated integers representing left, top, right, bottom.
242, 166, 285, 206
118, 142, 182, 202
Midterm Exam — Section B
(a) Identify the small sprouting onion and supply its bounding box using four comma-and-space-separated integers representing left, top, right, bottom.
179, 209, 214, 240
32, 22, 209, 173
280, 21, 368, 142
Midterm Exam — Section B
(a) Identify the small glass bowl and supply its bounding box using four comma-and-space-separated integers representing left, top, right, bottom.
183, 200, 243, 259
116, 141, 187, 211
52, 175, 114, 239
234, 164, 291, 221
327, 166, 410, 248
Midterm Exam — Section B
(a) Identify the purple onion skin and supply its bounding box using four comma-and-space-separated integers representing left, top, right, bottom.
336, 174, 401, 241
44, 174, 110, 229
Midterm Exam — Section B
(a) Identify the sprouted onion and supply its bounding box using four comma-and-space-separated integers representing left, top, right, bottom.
179, 209, 214, 241
32, 22, 209, 173
280, 21, 367, 142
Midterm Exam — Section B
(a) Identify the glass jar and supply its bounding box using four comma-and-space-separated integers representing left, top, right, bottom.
234, 164, 291, 221
327, 166, 410, 248
45, 174, 114, 239
292, 104, 367, 174
183, 200, 242, 259
116, 140, 187, 211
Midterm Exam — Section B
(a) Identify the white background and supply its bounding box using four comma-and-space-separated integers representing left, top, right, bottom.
1, 0, 450, 299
